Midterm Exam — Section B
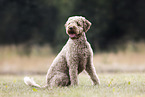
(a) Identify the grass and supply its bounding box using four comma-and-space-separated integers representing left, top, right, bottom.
0, 42, 145, 74
0, 73, 145, 97
0, 42, 145, 96
0, 42, 145, 97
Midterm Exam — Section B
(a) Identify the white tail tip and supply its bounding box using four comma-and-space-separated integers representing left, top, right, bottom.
24, 76, 40, 87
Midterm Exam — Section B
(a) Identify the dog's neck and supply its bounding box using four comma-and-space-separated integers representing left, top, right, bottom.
68, 32, 87, 44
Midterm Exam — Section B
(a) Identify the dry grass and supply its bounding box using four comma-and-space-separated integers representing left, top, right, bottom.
94, 42, 145, 72
0, 42, 145, 74
0, 44, 55, 74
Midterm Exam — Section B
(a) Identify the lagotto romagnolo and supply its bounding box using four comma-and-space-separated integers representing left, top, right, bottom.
24, 16, 100, 89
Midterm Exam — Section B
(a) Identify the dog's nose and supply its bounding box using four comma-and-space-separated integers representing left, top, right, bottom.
69, 27, 73, 30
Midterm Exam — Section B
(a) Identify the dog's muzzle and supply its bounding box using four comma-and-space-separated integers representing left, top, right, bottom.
67, 27, 80, 39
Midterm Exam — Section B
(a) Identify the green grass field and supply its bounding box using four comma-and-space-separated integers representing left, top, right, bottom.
0, 73, 145, 97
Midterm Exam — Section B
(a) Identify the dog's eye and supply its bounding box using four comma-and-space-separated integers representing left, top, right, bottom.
77, 22, 81, 26
68, 23, 71, 25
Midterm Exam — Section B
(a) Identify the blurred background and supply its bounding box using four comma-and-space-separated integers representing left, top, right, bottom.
0, 0, 145, 74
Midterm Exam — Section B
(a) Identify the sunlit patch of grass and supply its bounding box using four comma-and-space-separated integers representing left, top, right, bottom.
0, 44, 55, 73
0, 42, 145, 73
94, 42, 145, 72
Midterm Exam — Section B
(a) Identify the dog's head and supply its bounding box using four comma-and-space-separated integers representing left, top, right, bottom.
65, 16, 91, 39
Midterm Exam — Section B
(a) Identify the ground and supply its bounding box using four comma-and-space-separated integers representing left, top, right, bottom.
0, 73, 145, 97
0, 44, 145, 96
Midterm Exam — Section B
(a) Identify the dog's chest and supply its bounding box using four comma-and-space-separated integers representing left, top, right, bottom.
77, 40, 90, 57
77, 43, 90, 72
78, 45, 88, 59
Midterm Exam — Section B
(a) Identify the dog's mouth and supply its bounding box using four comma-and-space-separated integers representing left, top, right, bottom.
68, 33, 82, 39
67, 29, 77, 38
69, 33, 77, 38
68, 32, 81, 39
67, 27, 82, 39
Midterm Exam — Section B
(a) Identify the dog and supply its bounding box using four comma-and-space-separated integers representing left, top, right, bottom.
24, 16, 100, 89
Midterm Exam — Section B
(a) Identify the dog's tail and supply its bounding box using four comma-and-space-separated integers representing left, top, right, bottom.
24, 76, 47, 88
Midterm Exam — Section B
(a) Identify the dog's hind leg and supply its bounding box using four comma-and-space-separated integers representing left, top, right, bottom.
49, 73, 70, 88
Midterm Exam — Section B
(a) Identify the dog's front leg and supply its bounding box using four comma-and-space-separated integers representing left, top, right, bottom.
68, 60, 79, 86
85, 55, 100, 85
69, 66, 78, 86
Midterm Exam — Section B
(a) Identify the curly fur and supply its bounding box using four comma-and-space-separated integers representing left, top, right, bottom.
24, 16, 100, 88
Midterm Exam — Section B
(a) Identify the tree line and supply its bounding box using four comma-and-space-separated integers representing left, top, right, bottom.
0, 0, 145, 52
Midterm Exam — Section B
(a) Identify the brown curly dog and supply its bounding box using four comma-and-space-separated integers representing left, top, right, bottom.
24, 16, 100, 89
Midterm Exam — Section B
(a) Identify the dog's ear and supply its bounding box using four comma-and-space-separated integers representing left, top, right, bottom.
83, 19, 92, 32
